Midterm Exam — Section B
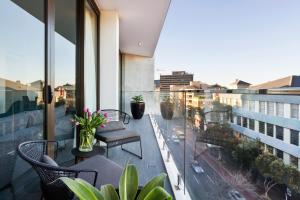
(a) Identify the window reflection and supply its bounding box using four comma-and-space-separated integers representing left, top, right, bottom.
0, 0, 44, 197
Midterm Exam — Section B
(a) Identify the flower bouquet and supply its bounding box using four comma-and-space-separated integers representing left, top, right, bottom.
73, 108, 108, 152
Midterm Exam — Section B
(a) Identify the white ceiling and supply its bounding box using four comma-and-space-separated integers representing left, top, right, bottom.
97, 0, 171, 57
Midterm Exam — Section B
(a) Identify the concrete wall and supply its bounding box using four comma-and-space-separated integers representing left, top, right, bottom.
99, 11, 120, 109
121, 54, 155, 114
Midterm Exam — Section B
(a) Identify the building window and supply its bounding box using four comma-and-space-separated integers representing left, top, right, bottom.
267, 123, 274, 137
290, 155, 298, 168
242, 117, 248, 128
249, 119, 255, 130
249, 101, 255, 112
267, 102, 274, 115
291, 104, 299, 119
259, 101, 265, 113
259, 121, 265, 134
276, 103, 284, 117
276, 149, 283, 159
266, 145, 273, 154
290, 129, 299, 146
237, 116, 241, 126
276, 126, 283, 140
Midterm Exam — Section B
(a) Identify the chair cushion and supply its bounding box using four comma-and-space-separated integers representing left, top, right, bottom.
41, 155, 58, 167
95, 129, 140, 143
97, 121, 126, 133
70, 155, 123, 188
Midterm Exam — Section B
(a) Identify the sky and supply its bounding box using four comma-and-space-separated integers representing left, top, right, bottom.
154, 0, 300, 86
0, 1, 75, 87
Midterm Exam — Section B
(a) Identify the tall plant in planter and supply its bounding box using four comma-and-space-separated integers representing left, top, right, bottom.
60, 164, 172, 200
160, 96, 174, 120
131, 95, 145, 119
74, 108, 108, 152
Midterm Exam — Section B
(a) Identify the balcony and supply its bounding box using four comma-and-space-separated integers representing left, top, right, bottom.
1, 89, 300, 200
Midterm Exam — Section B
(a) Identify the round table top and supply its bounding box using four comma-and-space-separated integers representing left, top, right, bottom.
71, 146, 105, 158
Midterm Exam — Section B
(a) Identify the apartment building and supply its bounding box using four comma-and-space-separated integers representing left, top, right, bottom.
160, 71, 194, 91
217, 89, 300, 170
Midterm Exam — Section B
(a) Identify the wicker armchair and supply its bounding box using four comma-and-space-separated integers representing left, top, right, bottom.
17, 141, 98, 200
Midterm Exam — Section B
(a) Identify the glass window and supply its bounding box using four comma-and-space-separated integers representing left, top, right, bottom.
276, 126, 283, 140
259, 101, 265, 113
267, 123, 274, 137
290, 155, 298, 168
242, 117, 248, 128
259, 121, 265, 134
249, 119, 255, 130
291, 104, 299, 119
266, 145, 273, 154
0, 0, 45, 196
276, 102, 284, 117
267, 102, 274, 115
237, 116, 241, 126
290, 129, 299, 146
276, 149, 283, 159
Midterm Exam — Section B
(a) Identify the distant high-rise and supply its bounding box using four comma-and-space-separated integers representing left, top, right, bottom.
160, 71, 193, 91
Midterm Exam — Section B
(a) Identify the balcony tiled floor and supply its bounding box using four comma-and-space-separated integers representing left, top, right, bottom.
0, 115, 173, 200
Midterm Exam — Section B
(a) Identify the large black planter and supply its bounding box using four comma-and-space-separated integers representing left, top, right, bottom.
160, 102, 174, 120
130, 102, 145, 119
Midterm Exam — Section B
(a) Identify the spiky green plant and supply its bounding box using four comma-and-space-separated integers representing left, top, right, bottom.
60, 164, 172, 200
131, 95, 144, 103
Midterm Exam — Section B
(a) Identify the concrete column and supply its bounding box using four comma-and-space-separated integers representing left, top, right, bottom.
284, 103, 290, 118
99, 11, 120, 109
283, 127, 290, 144
283, 152, 289, 165
121, 54, 155, 114
255, 101, 259, 113
254, 120, 259, 132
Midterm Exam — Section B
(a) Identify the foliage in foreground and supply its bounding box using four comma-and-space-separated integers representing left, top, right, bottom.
60, 164, 172, 200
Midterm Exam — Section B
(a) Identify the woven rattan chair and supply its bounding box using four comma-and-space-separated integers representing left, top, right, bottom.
18, 140, 122, 200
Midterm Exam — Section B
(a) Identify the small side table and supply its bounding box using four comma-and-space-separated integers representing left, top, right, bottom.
71, 146, 105, 164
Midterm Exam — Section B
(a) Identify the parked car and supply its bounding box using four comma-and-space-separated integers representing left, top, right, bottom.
228, 190, 245, 200
191, 162, 204, 174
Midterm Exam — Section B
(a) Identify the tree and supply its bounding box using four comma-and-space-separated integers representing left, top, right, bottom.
284, 165, 300, 193
255, 153, 279, 198
232, 139, 262, 170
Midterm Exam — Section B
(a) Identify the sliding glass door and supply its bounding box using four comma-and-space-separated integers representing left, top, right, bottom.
54, 0, 77, 164
0, 0, 99, 198
0, 0, 45, 197
84, 0, 99, 111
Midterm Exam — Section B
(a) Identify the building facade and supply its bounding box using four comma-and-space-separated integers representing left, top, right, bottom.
217, 90, 300, 170
160, 71, 194, 91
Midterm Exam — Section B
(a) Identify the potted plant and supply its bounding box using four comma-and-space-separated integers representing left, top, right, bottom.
60, 163, 172, 200
160, 96, 174, 120
130, 95, 145, 119
73, 108, 108, 152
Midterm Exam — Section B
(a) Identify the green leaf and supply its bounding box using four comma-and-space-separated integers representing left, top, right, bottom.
119, 164, 139, 200
144, 186, 172, 200
137, 173, 167, 200
59, 177, 102, 200
75, 178, 104, 200
100, 184, 120, 200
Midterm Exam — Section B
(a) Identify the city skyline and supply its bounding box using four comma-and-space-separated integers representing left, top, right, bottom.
155, 0, 300, 86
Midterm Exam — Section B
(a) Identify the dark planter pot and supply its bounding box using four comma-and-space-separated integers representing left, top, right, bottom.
131, 102, 145, 119
160, 102, 174, 120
